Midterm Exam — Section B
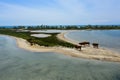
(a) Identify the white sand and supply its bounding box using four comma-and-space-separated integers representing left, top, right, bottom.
31, 34, 51, 38
57, 31, 78, 45
11, 31, 120, 62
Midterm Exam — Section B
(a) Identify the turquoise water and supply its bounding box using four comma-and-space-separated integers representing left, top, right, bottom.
0, 35, 120, 80
66, 30, 120, 52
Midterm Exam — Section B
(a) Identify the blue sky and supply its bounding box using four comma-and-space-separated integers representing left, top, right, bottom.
0, 0, 120, 25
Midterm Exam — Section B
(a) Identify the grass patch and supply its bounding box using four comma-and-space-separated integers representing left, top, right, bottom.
0, 29, 74, 48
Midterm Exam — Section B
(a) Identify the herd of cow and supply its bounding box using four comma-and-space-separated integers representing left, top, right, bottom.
75, 42, 99, 51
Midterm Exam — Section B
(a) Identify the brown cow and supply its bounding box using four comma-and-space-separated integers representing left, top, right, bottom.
92, 43, 99, 48
75, 45, 82, 51
79, 42, 90, 47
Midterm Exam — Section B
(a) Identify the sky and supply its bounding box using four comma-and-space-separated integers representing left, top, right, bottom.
0, 0, 120, 26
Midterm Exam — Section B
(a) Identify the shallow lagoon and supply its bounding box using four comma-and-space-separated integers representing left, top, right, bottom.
0, 35, 120, 80
31, 30, 67, 33
66, 30, 120, 52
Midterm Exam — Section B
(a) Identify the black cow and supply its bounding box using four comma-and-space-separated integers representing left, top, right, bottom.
75, 45, 82, 51
92, 43, 99, 48
79, 42, 90, 47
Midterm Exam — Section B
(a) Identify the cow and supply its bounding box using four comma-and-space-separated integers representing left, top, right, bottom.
75, 45, 82, 51
92, 43, 99, 48
79, 42, 90, 47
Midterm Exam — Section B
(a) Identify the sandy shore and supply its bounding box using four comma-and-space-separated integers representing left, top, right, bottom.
57, 31, 78, 45
11, 31, 120, 62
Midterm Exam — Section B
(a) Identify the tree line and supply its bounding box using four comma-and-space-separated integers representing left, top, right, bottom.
0, 25, 120, 30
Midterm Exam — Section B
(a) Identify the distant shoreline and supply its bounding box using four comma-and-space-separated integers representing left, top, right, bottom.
1, 25, 120, 30
2, 31, 120, 62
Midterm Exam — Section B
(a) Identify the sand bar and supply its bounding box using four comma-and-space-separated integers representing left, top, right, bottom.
2, 31, 120, 62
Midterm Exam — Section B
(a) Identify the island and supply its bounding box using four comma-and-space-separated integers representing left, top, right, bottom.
0, 25, 120, 62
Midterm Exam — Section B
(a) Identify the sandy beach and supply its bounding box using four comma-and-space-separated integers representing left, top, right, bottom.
12, 31, 120, 62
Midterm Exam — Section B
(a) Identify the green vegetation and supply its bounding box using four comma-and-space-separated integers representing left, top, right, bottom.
1, 25, 120, 30
80, 25, 120, 30
0, 25, 120, 48
0, 29, 74, 48
9, 25, 120, 30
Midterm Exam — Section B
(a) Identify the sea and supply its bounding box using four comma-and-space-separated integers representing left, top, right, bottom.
0, 30, 120, 80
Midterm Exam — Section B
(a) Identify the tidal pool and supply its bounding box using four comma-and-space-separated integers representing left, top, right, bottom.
0, 35, 120, 80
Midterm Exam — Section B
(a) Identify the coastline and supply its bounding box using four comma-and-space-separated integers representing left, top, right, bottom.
1, 32, 120, 62
57, 30, 79, 45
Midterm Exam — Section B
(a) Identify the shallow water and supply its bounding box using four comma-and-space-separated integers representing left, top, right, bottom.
0, 35, 120, 80
31, 30, 67, 33
66, 30, 120, 52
